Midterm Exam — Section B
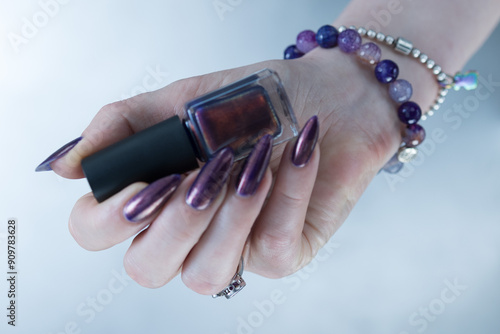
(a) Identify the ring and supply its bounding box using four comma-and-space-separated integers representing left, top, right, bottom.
212, 257, 246, 299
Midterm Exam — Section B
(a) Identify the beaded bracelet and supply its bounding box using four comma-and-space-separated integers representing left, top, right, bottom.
283, 25, 478, 174
338, 25, 478, 121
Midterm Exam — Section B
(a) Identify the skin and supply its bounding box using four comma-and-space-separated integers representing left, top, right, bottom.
51, 0, 500, 295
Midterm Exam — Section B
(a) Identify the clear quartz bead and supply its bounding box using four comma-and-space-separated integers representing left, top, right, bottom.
356, 43, 381, 65
389, 79, 413, 103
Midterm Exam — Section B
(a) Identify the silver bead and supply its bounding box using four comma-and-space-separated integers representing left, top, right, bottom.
432, 104, 440, 111
411, 48, 421, 58
376, 32, 385, 41
349, 25, 357, 30
367, 29, 376, 38
437, 97, 445, 104
419, 54, 428, 63
432, 65, 442, 75
428, 110, 435, 116
397, 147, 418, 163
437, 72, 447, 81
440, 89, 449, 97
338, 26, 347, 33
394, 37, 413, 55
358, 27, 367, 36
421, 115, 428, 121
426, 59, 435, 69
385, 35, 395, 45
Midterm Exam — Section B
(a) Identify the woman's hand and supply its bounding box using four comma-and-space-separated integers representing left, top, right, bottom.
42, 48, 405, 294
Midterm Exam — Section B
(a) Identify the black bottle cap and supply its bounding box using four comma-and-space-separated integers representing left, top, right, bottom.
81, 115, 198, 202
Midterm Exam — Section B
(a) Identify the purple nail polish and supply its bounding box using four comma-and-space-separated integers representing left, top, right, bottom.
292, 116, 319, 167
236, 134, 273, 197
186, 148, 234, 210
81, 69, 299, 203
123, 174, 182, 223
35, 137, 83, 172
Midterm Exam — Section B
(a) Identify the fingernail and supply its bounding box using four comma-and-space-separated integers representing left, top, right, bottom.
236, 134, 273, 197
35, 137, 83, 172
123, 174, 182, 223
186, 147, 234, 210
292, 116, 319, 167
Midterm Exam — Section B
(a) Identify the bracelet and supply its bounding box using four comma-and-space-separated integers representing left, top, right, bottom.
338, 25, 478, 121
283, 25, 478, 173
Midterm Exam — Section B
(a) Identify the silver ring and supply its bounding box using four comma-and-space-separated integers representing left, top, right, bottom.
212, 257, 246, 299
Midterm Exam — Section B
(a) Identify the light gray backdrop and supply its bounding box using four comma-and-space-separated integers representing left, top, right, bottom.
1, 0, 499, 333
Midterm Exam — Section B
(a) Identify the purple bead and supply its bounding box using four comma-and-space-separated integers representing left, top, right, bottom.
402, 124, 426, 147
284, 45, 305, 59
296, 30, 318, 53
398, 101, 422, 125
356, 43, 381, 65
375, 59, 399, 83
382, 153, 404, 174
316, 25, 338, 48
337, 29, 362, 53
389, 79, 413, 103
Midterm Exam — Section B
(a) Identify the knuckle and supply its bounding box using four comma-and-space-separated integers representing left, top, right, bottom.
123, 251, 170, 289
181, 267, 228, 296
81, 102, 131, 150
158, 217, 200, 247
98, 101, 128, 116
275, 189, 306, 211
270, 267, 295, 279
255, 231, 300, 278
68, 216, 101, 252
159, 205, 209, 245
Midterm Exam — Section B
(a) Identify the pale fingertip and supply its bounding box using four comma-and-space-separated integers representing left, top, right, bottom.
68, 182, 149, 251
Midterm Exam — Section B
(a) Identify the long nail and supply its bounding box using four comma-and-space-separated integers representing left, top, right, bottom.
35, 137, 83, 172
236, 134, 273, 197
123, 174, 182, 223
186, 147, 234, 210
292, 116, 319, 167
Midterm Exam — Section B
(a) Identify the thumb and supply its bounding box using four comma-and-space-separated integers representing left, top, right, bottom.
36, 64, 271, 179
37, 80, 198, 179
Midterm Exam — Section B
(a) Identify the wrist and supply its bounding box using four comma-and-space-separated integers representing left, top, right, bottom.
330, 0, 499, 111
295, 46, 402, 160
288, 25, 437, 168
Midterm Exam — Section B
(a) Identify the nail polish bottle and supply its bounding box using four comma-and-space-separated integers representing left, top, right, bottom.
82, 69, 298, 202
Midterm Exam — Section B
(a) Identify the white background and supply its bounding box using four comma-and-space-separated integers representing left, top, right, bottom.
1, 1, 499, 333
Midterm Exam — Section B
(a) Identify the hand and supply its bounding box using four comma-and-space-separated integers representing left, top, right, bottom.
43, 49, 405, 294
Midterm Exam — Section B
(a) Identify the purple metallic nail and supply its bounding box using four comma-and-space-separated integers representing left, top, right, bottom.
186, 147, 234, 210
236, 134, 273, 197
123, 174, 182, 223
292, 116, 319, 167
35, 137, 83, 172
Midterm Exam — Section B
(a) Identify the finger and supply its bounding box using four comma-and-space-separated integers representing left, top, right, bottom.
123, 149, 233, 289
181, 169, 273, 295
248, 142, 320, 278
69, 183, 150, 251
